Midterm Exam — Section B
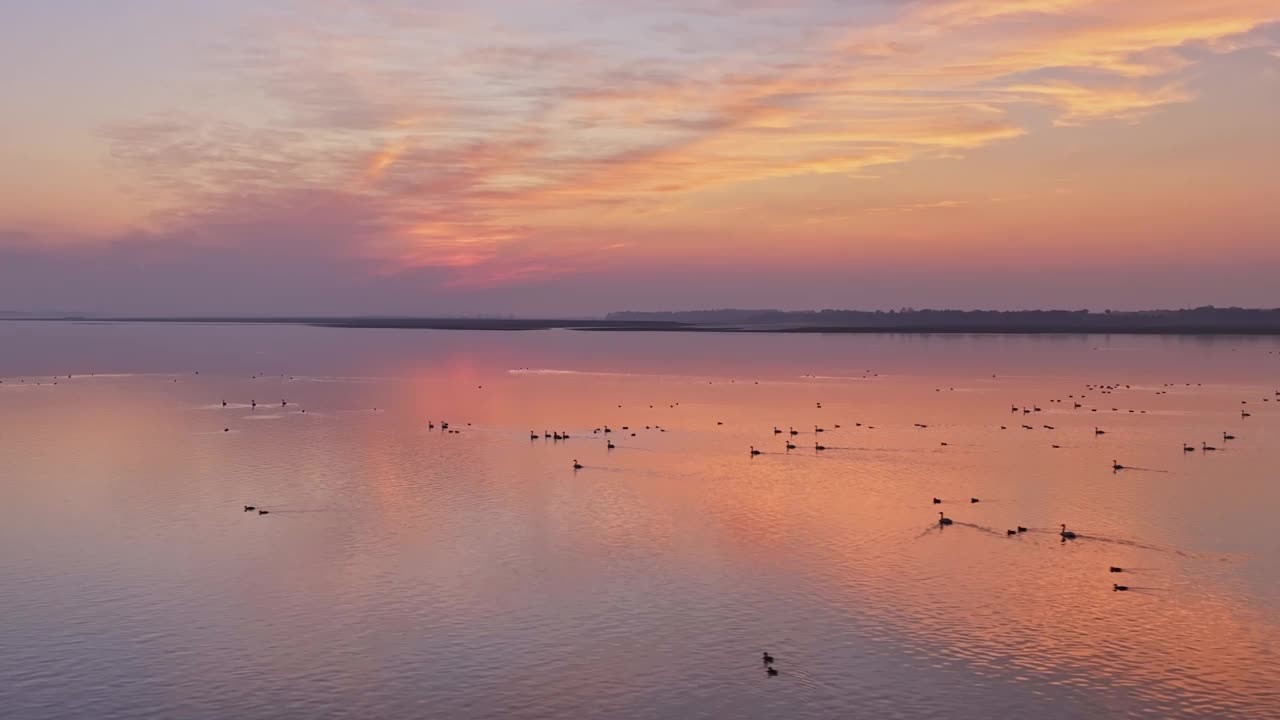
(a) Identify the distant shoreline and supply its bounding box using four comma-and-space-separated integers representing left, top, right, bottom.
6, 316, 1280, 336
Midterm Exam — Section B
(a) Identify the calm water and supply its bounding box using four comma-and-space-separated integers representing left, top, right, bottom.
2, 322, 1279, 719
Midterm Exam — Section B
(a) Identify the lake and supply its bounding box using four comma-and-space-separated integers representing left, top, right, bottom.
2, 321, 1278, 719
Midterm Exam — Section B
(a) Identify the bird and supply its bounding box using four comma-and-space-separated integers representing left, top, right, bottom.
1242, 410, 1251, 418
530, 431, 538, 440
1109, 566, 1123, 573
1060, 524, 1077, 539
750, 446, 761, 456
762, 652, 774, 664
1113, 584, 1129, 592
607, 440, 615, 449
773, 427, 782, 434
789, 427, 799, 436
1095, 427, 1106, 435
815, 425, 825, 433
572, 460, 583, 470
1016, 526, 1028, 533
766, 666, 779, 677
243, 505, 255, 512
221, 400, 227, 407
258, 510, 269, 515
814, 441, 826, 451
970, 497, 980, 503
785, 441, 796, 450
932, 497, 941, 504
1112, 460, 1125, 471
1223, 432, 1236, 441
938, 512, 953, 526
1202, 442, 1217, 452
1183, 444, 1195, 452
1007, 529, 1017, 536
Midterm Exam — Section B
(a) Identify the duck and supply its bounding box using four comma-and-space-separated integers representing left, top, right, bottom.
1060, 524, 1076, 539
1223, 432, 1236, 441
1094, 427, 1106, 435
814, 442, 826, 451
773, 427, 782, 434
750, 446, 761, 456
1007, 529, 1017, 536
766, 666, 779, 677
243, 505, 255, 512
258, 510, 269, 515
785, 441, 796, 450
762, 652, 774, 664
1109, 566, 1123, 573
1202, 442, 1217, 452
530, 431, 538, 440
938, 512, 953, 526
970, 497, 980, 503
932, 497, 941, 504
1112, 460, 1125, 471
572, 459, 583, 470
789, 427, 799, 436
1113, 584, 1129, 592
1183, 444, 1195, 452
1016, 526, 1028, 533
607, 440, 615, 449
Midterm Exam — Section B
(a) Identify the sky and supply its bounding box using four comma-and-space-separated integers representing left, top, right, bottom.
1, 0, 1278, 315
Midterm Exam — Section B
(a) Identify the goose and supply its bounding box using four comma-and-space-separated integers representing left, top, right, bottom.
938, 512, 953, 526
1113, 584, 1129, 592
1043, 424, 1055, 430
1016, 526, 1028, 533
762, 652, 774, 664
573, 460, 583, 470
1060, 524, 1076, 539
1109, 566, 1123, 573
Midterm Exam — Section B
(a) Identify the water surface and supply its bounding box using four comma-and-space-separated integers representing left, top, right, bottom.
2, 322, 1279, 719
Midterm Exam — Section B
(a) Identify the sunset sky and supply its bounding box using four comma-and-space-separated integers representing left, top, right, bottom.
2, 0, 1278, 315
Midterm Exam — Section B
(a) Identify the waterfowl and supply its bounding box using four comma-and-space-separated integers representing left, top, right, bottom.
1113, 584, 1129, 592
1017, 526, 1028, 533
789, 427, 799, 436
1060, 524, 1076, 539
1242, 410, 1251, 418
530, 431, 538, 440
932, 498, 941, 504
1094, 427, 1105, 435
573, 460, 583, 470
1112, 460, 1125, 471
814, 442, 826, 451
222, 400, 227, 407
815, 425, 825, 433
224, 428, 230, 432
243, 505, 255, 512
938, 512, 953, 526
1109, 566, 1123, 573
766, 666, 779, 677
785, 441, 796, 450
1202, 442, 1217, 452
607, 440, 615, 449
750, 446, 761, 456
258, 510, 269, 515
1183, 444, 1195, 452
773, 427, 782, 434
762, 652, 774, 664
970, 497, 979, 503
1007, 529, 1017, 536
1223, 432, 1236, 441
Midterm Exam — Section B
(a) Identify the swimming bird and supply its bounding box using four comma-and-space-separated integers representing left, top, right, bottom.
1202, 442, 1217, 452
750, 446, 761, 456
773, 427, 782, 434
530, 431, 538, 440
1060, 524, 1076, 539
762, 652, 774, 664
1095, 427, 1106, 435
258, 510, 269, 515
1223, 432, 1236, 441
607, 440, 615, 449
1113, 584, 1129, 592
243, 505, 255, 512
766, 666, 779, 677
814, 441, 826, 451
970, 497, 980, 503
1017, 526, 1028, 533
222, 400, 227, 407
1183, 444, 1195, 452
573, 460, 583, 470
785, 441, 796, 450
932, 497, 941, 504
815, 425, 825, 433
1043, 424, 1055, 430
789, 427, 799, 436
1242, 410, 1251, 418
1112, 460, 1125, 471
224, 428, 230, 432
1007, 529, 1017, 536
938, 512, 953, 526
1109, 566, 1123, 573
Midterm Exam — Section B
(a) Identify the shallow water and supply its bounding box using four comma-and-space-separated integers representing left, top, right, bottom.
2, 322, 1279, 719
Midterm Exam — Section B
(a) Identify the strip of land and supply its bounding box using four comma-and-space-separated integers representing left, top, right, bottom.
4, 307, 1280, 334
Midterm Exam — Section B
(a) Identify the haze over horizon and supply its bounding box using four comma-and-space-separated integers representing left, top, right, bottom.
3, 1, 1279, 315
